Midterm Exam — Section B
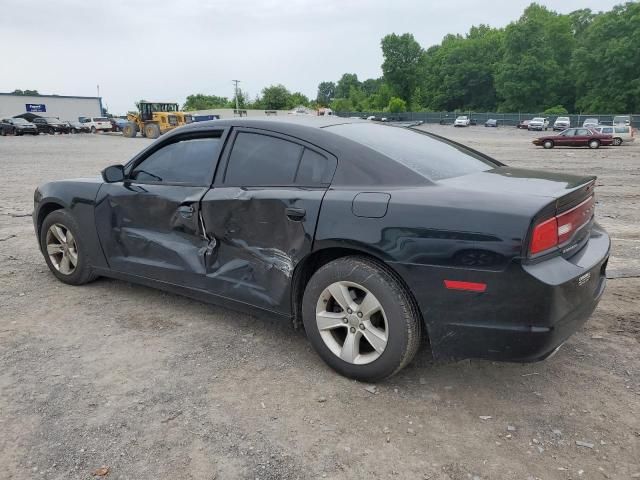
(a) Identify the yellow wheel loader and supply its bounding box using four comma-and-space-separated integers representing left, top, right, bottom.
122, 101, 193, 139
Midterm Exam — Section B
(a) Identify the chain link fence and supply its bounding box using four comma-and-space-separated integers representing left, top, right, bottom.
336, 111, 640, 128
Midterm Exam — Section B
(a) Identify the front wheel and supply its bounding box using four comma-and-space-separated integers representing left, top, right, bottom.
589, 139, 600, 149
40, 210, 97, 285
143, 123, 161, 139
543, 140, 554, 149
90, 126, 96, 134
48, 127, 55, 135
302, 256, 422, 382
612, 137, 622, 146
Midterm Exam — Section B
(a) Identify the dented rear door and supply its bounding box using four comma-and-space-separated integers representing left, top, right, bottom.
199, 128, 336, 315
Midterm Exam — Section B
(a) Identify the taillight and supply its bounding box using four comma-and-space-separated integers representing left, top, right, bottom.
529, 196, 595, 255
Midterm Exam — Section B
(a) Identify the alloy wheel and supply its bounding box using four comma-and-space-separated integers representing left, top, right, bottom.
45, 223, 78, 275
315, 281, 388, 365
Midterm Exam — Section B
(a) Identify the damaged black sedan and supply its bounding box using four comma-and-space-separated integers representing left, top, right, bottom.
33, 118, 610, 381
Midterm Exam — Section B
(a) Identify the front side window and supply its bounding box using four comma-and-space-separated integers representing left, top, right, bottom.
576, 129, 590, 136
224, 132, 303, 186
130, 136, 221, 185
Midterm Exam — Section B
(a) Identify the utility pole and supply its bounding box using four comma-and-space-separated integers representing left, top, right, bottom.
97, 84, 100, 98
232, 79, 241, 113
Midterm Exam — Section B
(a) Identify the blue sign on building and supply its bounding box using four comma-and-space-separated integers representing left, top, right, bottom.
26, 103, 46, 112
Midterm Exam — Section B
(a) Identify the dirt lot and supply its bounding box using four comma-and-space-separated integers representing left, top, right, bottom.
1, 126, 638, 480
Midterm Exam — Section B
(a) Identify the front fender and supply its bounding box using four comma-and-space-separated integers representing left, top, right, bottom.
34, 178, 109, 269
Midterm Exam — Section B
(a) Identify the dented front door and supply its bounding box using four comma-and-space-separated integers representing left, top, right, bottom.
94, 183, 210, 285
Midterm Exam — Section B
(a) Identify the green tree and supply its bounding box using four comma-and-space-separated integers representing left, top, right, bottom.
12, 89, 40, 96
543, 105, 569, 115
289, 92, 310, 107
381, 33, 425, 102
261, 84, 292, 110
330, 98, 354, 112
335, 74, 361, 99
387, 97, 407, 113
572, 2, 640, 113
183, 94, 229, 111
316, 81, 336, 106
495, 4, 575, 112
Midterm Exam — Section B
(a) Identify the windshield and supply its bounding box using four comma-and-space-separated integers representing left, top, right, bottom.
585, 118, 597, 123
44, 117, 60, 123
12, 118, 28, 124
532, 118, 544, 122
613, 116, 629, 123
556, 117, 569, 121
457, 116, 468, 120
326, 123, 497, 181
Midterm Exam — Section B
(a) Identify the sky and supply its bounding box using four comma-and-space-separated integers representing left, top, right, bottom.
1, 0, 617, 114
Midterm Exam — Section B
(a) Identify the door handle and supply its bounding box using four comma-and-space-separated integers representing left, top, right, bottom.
178, 205, 194, 218
285, 207, 306, 221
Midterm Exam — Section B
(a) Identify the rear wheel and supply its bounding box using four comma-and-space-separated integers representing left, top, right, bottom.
589, 139, 600, 149
302, 256, 422, 382
612, 137, 622, 146
90, 126, 96, 134
40, 210, 97, 285
543, 140, 554, 149
122, 122, 137, 138
48, 127, 55, 135
144, 123, 161, 139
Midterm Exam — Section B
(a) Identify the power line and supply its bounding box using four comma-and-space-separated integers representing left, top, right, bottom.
232, 79, 241, 113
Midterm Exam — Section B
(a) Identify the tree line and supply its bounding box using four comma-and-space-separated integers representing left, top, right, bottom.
183, 2, 638, 114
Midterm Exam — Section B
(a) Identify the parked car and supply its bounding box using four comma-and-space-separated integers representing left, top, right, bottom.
1, 117, 39, 136
553, 117, 571, 131
110, 118, 128, 132
516, 120, 531, 129
33, 118, 610, 381
484, 119, 498, 127
67, 121, 89, 134
527, 117, 549, 131
583, 118, 599, 128
612, 115, 631, 126
533, 128, 613, 149
593, 125, 635, 146
81, 117, 112, 133
32, 117, 70, 134
454, 115, 470, 127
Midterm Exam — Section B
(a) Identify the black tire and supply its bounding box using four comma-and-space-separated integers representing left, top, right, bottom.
0, 128, 5, 136
39, 210, 97, 286
90, 126, 96, 134
48, 127, 55, 135
144, 123, 161, 139
543, 140, 554, 149
613, 137, 622, 146
589, 139, 600, 149
122, 122, 137, 138
302, 256, 422, 382
71, 128, 77, 134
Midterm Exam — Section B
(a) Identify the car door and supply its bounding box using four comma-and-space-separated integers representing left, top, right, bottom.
574, 128, 591, 146
33, 118, 45, 133
555, 129, 574, 146
200, 128, 337, 315
94, 130, 226, 287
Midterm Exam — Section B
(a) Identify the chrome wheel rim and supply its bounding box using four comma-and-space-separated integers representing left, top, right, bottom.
315, 281, 388, 365
45, 223, 78, 275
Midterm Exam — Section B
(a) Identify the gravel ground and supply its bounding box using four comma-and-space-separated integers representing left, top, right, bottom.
0, 127, 639, 480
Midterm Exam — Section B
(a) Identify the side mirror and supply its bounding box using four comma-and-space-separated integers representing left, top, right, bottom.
102, 164, 125, 183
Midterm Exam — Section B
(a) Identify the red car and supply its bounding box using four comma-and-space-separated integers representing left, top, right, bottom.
516, 120, 530, 129
533, 128, 613, 149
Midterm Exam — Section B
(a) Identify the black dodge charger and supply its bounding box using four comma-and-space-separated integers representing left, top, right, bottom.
33, 118, 609, 381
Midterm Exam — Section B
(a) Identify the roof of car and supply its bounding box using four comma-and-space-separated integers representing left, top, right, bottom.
181, 116, 366, 132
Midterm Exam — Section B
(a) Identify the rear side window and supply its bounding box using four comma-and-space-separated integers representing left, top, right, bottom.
130, 137, 221, 185
224, 132, 302, 185
296, 148, 333, 184
615, 126, 629, 133
327, 123, 496, 181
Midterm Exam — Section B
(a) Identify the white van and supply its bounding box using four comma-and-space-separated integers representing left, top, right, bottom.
594, 125, 635, 145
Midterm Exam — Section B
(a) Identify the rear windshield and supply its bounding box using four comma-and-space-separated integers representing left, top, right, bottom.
326, 123, 497, 181
95, 117, 109, 122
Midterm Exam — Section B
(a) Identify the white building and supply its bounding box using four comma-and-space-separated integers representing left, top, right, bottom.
0, 93, 103, 121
